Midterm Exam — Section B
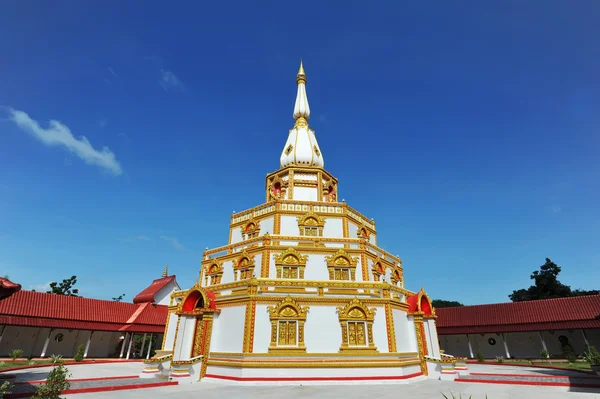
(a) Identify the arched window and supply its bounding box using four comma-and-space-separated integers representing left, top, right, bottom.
243, 219, 260, 240
337, 298, 377, 352
267, 296, 309, 353
233, 251, 255, 281
205, 262, 223, 285
372, 261, 385, 282
274, 248, 307, 279
326, 249, 358, 281
391, 268, 403, 287
297, 212, 325, 237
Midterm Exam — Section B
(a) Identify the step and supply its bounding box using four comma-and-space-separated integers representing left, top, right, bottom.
6, 376, 177, 398
456, 372, 600, 388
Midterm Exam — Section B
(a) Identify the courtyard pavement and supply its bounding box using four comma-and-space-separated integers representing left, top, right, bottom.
2, 362, 599, 399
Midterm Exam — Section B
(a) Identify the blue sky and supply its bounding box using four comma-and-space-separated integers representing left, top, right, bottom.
1, 1, 598, 305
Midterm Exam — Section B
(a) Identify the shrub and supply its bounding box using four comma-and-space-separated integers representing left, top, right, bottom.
540, 348, 549, 359
50, 354, 63, 364
561, 343, 577, 363
27, 354, 34, 361
495, 356, 504, 363
1, 381, 13, 399
476, 348, 485, 363
74, 344, 85, 362
33, 364, 71, 399
584, 346, 600, 365
10, 349, 23, 362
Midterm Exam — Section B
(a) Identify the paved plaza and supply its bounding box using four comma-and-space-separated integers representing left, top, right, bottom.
2, 362, 599, 399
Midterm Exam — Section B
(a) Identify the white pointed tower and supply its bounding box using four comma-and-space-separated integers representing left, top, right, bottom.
267, 61, 337, 202
280, 61, 324, 168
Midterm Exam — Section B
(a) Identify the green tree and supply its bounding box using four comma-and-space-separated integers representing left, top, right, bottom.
431, 299, 464, 308
509, 258, 597, 302
112, 294, 126, 302
47, 276, 79, 296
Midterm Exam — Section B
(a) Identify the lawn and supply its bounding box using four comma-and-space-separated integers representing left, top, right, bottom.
485, 359, 592, 371
0, 360, 55, 371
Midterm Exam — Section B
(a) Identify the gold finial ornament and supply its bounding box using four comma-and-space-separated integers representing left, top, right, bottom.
296, 60, 306, 84
162, 263, 169, 277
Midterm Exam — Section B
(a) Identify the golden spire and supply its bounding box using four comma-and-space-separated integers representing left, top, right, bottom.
162, 263, 169, 277
296, 60, 306, 84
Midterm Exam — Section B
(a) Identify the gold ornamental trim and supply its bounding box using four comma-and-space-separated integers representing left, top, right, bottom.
206, 358, 421, 369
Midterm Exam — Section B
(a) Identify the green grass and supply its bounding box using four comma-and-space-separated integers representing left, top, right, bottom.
501, 359, 592, 371
0, 360, 54, 370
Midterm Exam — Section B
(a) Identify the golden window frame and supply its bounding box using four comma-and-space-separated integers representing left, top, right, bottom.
233, 250, 255, 281
297, 211, 325, 237
337, 297, 377, 352
205, 261, 224, 286
326, 249, 358, 281
274, 248, 307, 279
267, 296, 309, 353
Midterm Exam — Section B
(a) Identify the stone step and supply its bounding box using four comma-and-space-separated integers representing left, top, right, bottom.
456, 372, 600, 388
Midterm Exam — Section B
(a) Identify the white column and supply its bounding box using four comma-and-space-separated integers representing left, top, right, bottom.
146, 333, 153, 359
582, 330, 590, 348
119, 333, 129, 358
139, 333, 147, 356
539, 331, 548, 353
0, 325, 5, 346
84, 331, 94, 358
126, 333, 134, 359
501, 333, 511, 358
466, 334, 474, 358
40, 329, 53, 358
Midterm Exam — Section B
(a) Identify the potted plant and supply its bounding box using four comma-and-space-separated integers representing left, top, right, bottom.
584, 346, 600, 376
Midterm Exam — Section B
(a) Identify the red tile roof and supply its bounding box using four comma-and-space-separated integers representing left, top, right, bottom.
0, 277, 22, 300
0, 290, 168, 333
436, 295, 600, 334
133, 276, 176, 304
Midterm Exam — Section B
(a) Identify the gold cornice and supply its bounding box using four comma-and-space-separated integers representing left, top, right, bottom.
208, 351, 418, 358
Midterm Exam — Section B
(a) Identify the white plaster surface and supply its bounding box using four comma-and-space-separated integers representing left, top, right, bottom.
303, 306, 341, 353
163, 313, 179, 351
209, 306, 244, 353
322, 217, 343, 238
393, 310, 416, 353
303, 254, 329, 280
154, 280, 179, 306
347, 221, 358, 239
293, 186, 318, 201
229, 227, 242, 245
253, 304, 271, 353
220, 260, 234, 285
260, 216, 274, 235
372, 306, 388, 353
280, 216, 300, 236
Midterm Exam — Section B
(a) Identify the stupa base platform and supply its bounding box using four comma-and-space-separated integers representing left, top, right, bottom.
202, 353, 426, 385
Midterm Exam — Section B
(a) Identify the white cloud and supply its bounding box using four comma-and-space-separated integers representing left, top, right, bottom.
108, 67, 117, 77
136, 234, 150, 241
160, 235, 185, 250
159, 69, 184, 91
120, 234, 151, 243
7, 108, 122, 175
29, 281, 51, 292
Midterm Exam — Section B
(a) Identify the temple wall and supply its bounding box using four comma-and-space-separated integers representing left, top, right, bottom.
280, 216, 299, 236
394, 310, 416, 353
303, 254, 329, 280
173, 316, 195, 361
440, 334, 470, 358
347, 221, 358, 239
424, 319, 440, 358
221, 260, 234, 284
253, 305, 271, 353
260, 216, 274, 235
154, 281, 178, 305
210, 305, 245, 353
163, 312, 178, 351
372, 307, 388, 353
322, 217, 343, 238
304, 306, 342, 353
230, 227, 243, 245
369, 234, 377, 245
293, 187, 318, 201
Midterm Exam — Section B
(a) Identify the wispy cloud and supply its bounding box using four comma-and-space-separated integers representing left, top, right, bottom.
29, 281, 51, 292
108, 67, 117, 77
551, 205, 562, 214
160, 235, 185, 250
120, 234, 151, 243
159, 69, 184, 91
7, 108, 122, 175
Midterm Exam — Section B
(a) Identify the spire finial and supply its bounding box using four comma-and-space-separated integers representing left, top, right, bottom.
297, 60, 306, 82
162, 262, 169, 277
